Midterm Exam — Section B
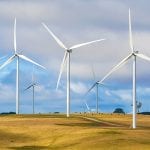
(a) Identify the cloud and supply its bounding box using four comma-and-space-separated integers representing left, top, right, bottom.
71, 82, 88, 94
0, 83, 15, 101
104, 88, 132, 103
105, 90, 111, 96
0, 1, 150, 113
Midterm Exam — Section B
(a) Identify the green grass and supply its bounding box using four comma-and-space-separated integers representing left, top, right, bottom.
0, 114, 149, 150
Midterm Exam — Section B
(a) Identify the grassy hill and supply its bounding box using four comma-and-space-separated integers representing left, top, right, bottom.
0, 113, 149, 150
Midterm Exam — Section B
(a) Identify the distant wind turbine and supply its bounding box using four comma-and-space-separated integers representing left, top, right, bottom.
131, 101, 142, 113
42, 22, 105, 117
86, 82, 105, 113
24, 65, 37, 114
85, 65, 105, 113
0, 18, 46, 114
98, 9, 150, 128
136, 101, 142, 113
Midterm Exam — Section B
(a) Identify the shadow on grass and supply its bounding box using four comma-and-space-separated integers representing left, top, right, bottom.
101, 130, 122, 135
0, 130, 34, 143
10, 146, 49, 150
55, 122, 111, 127
138, 126, 150, 130
48, 142, 80, 150
10, 142, 80, 150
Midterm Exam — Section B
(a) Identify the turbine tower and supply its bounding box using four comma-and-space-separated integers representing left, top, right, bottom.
0, 18, 45, 114
42, 23, 105, 117
98, 9, 150, 128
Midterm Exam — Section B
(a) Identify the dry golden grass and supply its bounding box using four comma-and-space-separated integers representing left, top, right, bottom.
83, 113, 150, 127
0, 114, 149, 150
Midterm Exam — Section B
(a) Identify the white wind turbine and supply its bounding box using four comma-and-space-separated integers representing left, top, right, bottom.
42, 23, 105, 117
0, 18, 45, 114
85, 65, 105, 113
24, 65, 37, 114
86, 81, 105, 113
98, 9, 150, 128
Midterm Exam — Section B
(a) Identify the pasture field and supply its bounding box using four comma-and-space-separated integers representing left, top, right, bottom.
0, 113, 149, 150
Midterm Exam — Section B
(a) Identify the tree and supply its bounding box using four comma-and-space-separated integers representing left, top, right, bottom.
113, 108, 125, 114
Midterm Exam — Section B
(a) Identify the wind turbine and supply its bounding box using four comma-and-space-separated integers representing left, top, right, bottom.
86, 81, 105, 113
85, 65, 105, 113
98, 9, 150, 128
42, 22, 105, 117
0, 18, 45, 114
24, 65, 37, 114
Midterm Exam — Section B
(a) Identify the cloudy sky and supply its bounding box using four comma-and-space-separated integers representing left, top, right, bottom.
0, 0, 150, 114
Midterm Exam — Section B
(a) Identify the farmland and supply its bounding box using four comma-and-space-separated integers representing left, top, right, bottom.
0, 113, 149, 150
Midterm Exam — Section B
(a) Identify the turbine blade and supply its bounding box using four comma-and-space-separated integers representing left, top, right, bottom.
129, 8, 134, 52
24, 84, 33, 91
98, 82, 107, 86
91, 64, 96, 82
56, 51, 68, 89
84, 100, 90, 111
85, 82, 97, 95
18, 55, 46, 70
32, 65, 35, 83
0, 55, 15, 70
14, 18, 17, 53
136, 53, 150, 62
42, 23, 67, 50
70, 39, 105, 50
99, 54, 132, 83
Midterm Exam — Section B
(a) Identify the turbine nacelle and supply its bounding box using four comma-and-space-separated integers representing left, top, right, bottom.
67, 49, 72, 53
133, 51, 139, 56
15, 54, 18, 56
